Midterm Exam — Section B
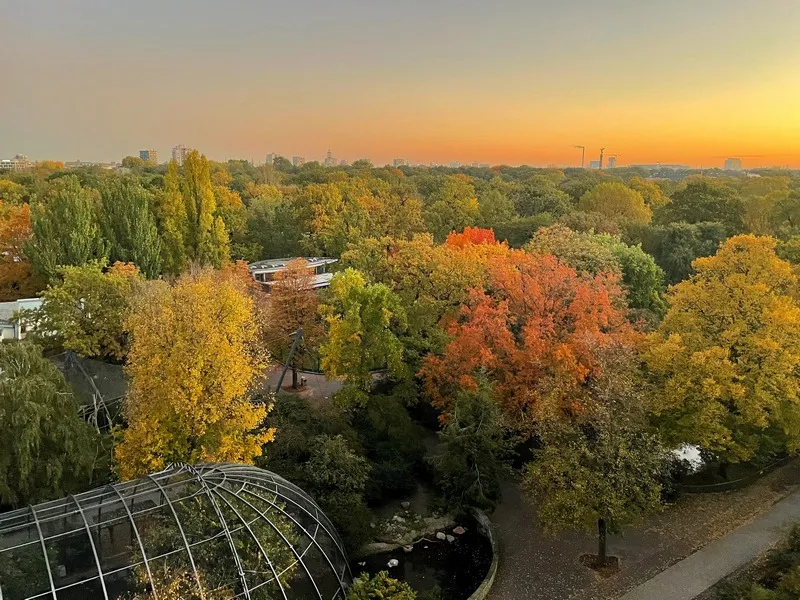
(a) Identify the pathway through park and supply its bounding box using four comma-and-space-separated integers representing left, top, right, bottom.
487, 461, 800, 600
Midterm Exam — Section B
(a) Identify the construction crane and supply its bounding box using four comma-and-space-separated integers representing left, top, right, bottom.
573, 145, 586, 168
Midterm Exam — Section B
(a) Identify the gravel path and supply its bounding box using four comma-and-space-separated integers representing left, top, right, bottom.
488, 461, 800, 600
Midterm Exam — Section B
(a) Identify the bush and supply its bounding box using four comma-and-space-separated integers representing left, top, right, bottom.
348, 572, 416, 600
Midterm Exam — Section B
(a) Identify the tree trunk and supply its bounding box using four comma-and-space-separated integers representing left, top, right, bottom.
291, 364, 298, 389
719, 461, 729, 481
598, 518, 607, 566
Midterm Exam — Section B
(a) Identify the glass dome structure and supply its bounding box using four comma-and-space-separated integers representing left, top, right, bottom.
0, 463, 352, 600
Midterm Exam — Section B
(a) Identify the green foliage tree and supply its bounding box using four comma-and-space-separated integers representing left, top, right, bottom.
423, 175, 480, 242
319, 269, 408, 405
26, 175, 108, 283
246, 192, 305, 259
99, 178, 163, 278
641, 221, 728, 284
513, 176, 573, 218
348, 572, 416, 600
0, 342, 97, 507
25, 261, 141, 360
525, 224, 619, 275
476, 185, 516, 229
304, 434, 372, 548
430, 378, 508, 511
657, 178, 744, 234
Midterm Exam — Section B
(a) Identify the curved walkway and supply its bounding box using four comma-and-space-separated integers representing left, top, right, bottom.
620, 488, 800, 600
488, 462, 800, 600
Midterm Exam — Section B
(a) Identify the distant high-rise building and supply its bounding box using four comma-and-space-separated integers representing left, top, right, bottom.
171, 145, 190, 166
265, 153, 277, 165
323, 149, 337, 167
449, 161, 461, 168
724, 158, 743, 171
588, 160, 601, 169
339, 159, 348, 166
393, 158, 406, 167
0, 154, 32, 172
292, 156, 305, 167
139, 149, 158, 164
607, 156, 616, 169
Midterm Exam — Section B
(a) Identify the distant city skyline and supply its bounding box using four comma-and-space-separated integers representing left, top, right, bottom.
3, 1, 800, 167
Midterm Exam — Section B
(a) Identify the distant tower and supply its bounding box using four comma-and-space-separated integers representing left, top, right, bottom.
324, 149, 336, 167
171, 145, 189, 166
393, 158, 406, 167
292, 156, 305, 167
607, 156, 616, 169
265, 153, 277, 165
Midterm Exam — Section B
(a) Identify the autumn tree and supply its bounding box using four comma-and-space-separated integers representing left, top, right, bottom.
26, 175, 108, 283
629, 176, 669, 210
182, 151, 230, 267
262, 258, 320, 389
116, 266, 272, 478
423, 175, 481, 242
100, 179, 162, 278
0, 203, 43, 300
578, 182, 652, 228
0, 180, 26, 205
512, 176, 573, 218
645, 235, 800, 464
421, 251, 638, 432
476, 183, 516, 229
0, 342, 97, 507
26, 261, 141, 360
156, 161, 189, 275
319, 268, 408, 406
525, 224, 618, 276
641, 221, 728, 284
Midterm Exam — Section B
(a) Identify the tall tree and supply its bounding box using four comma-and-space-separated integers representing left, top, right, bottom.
640, 221, 728, 284
319, 268, 408, 406
262, 258, 321, 389
0, 203, 43, 300
100, 179, 163, 278
182, 151, 230, 267
0, 342, 97, 507
25, 175, 108, 283
157, 161, 189, 276
26, 261, 141, 360
524, 347, 668, 566
421, 250, 638, 431
116, 266, 272, 479
645, 235, 800, 463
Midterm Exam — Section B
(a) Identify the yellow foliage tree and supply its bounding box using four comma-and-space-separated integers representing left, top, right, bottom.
579, 182, 652, 227
644, 235, 800, 463
116, 266, 272, 479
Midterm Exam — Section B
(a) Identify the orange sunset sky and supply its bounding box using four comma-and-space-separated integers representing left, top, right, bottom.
2, 0, 800, 168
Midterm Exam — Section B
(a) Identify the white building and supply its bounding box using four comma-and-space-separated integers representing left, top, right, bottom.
0, 297, 42, 341
292, 156, 305, 167
0, 155, 32, 172
724, 158, 743, 171
248, 258, 337, 291
172, 145, 191, 166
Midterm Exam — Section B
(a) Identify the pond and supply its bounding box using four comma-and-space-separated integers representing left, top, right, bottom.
351, 518, 493, 600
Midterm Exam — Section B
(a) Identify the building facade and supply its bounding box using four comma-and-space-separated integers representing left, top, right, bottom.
0, 297, 42, 341
171, 145, 190, 166
0, 154, 32, 172
248, 257, 338, 291
292, 155, 305, 167
724, 157, 743, 171
139, 149, 158, 163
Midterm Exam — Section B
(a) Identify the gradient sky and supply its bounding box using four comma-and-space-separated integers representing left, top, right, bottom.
3, 0, 800, 167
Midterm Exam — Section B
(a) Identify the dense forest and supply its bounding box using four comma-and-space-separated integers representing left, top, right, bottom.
3, 154, 800, 597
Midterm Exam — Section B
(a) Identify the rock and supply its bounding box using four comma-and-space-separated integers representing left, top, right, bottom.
402, 545, 413, 553
392, 515, 406, 523
446, 535, 455, 543
435, 532, 446, 540
370, 522, 376, 529
453, 526, 466, 535
387, 559, 399, 568
400, 501, 410, 510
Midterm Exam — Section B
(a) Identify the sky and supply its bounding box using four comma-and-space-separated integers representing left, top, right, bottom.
2, 0, 800, 168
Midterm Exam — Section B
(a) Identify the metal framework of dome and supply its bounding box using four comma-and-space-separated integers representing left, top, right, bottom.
0, 463, 352, 600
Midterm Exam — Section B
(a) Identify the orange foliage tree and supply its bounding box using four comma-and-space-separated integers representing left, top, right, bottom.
445, 226, 497, 248
420, 250, 639, 431
0, 203, 43, 301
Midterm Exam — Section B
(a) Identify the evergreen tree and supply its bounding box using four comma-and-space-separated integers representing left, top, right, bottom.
25, 175, 108, 283
100, 179, 162, 278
